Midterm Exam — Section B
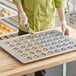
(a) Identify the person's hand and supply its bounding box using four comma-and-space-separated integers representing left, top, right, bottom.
60, 20, 69, 36
19, 12, 28, 28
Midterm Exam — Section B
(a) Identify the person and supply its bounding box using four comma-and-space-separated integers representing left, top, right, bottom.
13, 0, 69, 76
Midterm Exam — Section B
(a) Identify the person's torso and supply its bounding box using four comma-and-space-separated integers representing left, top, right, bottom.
19, 0, 56, 32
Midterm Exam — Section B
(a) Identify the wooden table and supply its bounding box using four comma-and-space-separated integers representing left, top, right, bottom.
0, 27, 76, 76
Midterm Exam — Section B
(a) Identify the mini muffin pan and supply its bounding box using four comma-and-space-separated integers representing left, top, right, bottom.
0, 22, 16, 35
0, 30, 76, 64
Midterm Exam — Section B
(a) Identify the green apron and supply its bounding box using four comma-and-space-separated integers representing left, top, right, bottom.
13, 0, 66, 32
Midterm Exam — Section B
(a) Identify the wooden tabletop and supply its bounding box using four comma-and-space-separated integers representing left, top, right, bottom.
0, 27, 76, 76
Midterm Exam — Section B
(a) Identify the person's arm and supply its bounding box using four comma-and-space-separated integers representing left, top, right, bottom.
13, 1, 28, 28
57, 8, 65, 22
15, 2, 24, 13
55, 0, 69, 35
57, 7, 69, 35
13, 1, 35, 34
